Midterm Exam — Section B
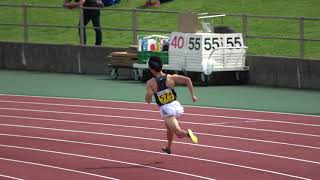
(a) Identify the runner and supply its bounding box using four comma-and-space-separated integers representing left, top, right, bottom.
145, 56, 199, 154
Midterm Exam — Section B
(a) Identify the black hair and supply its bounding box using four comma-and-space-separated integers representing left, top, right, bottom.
148, 56, 163, 72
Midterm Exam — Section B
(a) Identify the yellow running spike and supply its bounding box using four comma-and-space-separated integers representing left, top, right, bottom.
187, 129, 198, 144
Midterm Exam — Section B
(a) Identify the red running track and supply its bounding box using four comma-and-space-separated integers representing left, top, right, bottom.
0, 94, 319, 180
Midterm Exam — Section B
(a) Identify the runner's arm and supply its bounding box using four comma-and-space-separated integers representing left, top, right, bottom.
145, 80, 153, 104
171, 74, 198, 102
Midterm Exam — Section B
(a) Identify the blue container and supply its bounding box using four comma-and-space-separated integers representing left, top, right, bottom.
102, 0, 120, 6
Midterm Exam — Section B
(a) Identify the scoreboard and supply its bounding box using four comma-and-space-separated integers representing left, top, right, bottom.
168, 32, 247, 75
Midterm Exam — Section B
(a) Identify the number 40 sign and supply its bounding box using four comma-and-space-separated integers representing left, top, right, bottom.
169, 32, 244, 55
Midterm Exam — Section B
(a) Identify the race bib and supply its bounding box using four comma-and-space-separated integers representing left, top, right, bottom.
157, 89, 175, 104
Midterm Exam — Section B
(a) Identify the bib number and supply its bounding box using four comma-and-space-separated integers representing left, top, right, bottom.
157, 89, 174, 104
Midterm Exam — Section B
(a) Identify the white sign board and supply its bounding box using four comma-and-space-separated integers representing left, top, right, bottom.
169, 32, 188, 55
222, 33, 244, 48
168, 32, 247, 74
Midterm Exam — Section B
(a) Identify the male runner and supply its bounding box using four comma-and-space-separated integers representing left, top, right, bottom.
145, 56, 198, 154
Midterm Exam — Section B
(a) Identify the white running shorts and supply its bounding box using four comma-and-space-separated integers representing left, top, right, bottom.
159, 100, 184, 118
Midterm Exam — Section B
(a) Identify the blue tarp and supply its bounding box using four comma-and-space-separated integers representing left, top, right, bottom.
102, 0, 120, 6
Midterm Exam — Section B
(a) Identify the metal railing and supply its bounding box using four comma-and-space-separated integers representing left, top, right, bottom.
0, 3, 320, 59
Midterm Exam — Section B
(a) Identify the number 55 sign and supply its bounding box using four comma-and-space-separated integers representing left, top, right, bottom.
169, 32, 244, 55
186, 33, 224, 56
223, 33, 243, 48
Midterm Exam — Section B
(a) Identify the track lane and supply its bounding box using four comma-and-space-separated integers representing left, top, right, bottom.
0, 158, 118, 180
1, 100, 320, 128
0, 118, 318, 180
1, 108, 320, 148
0, 143, 212, 180
0, 173, 23, 180
1, 101, 320, 133
0, 133, 312, 180
0, 95, 319, 179
0, 95, 319, 124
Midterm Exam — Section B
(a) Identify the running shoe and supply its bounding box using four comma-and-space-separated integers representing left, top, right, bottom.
161, 147, 171, 154
187, 129, 198, 144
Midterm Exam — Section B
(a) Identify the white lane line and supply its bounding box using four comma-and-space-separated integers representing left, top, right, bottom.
211, 124, 320, 138
0, 93, 319, 118
0, 122, 320, 166
0, 174, 23, 180
0, 158, 118, 180
185, 113, 320, 127
0, 144, 215, 180
1, 100, 320, 127
0, 133, 311, 180
209, 120, 266, 125
1, 107, 320, 138
1, 114, 319, 151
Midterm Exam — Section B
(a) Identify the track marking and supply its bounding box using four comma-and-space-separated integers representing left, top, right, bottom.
0, 133, 312, 180
1, 100, 320, 127
208, 120, 262, 125
0, 174, 23, 180
0, 158, 118, 180
0, 93, 319, 118
1, 107, 320, 138
0, 144, 215, 180
1, 122, 320, 166
1, 114, 319, 151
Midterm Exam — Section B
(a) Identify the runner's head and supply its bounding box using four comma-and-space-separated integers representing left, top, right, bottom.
148, 56, 163, 72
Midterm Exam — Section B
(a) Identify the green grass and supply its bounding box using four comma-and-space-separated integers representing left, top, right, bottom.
0, 0, 319, 58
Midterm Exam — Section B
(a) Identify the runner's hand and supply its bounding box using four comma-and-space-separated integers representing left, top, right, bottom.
192, 95, 198, 102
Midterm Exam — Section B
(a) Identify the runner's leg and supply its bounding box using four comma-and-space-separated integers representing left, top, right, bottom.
165, 123, 174, 149
164, 115, 188, 139
164, 115, 198, 144
162, 123, 174, 154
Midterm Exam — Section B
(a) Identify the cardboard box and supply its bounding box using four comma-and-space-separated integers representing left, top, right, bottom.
178, 12, 198, 33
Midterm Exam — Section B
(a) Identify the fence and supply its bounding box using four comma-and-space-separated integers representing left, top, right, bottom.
0, 3, 320, 59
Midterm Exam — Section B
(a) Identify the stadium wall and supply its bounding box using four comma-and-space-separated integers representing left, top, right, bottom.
0, 42, 125, 74
0, 42, 319, 90
299, 59, 320, 89
246, 56, 320, 89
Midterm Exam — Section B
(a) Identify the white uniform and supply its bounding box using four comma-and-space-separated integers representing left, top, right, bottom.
159, 100, 184, 118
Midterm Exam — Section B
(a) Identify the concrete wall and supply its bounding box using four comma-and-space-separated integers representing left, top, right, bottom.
247, 56, 320, 90
79, 45, 120, 74
299, 59, 320, 89
0, 42, 126, 75
1, 42, 320, 90
0, 42, 4, 69
0, 42, 25, 70
24, 43, 79, 73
